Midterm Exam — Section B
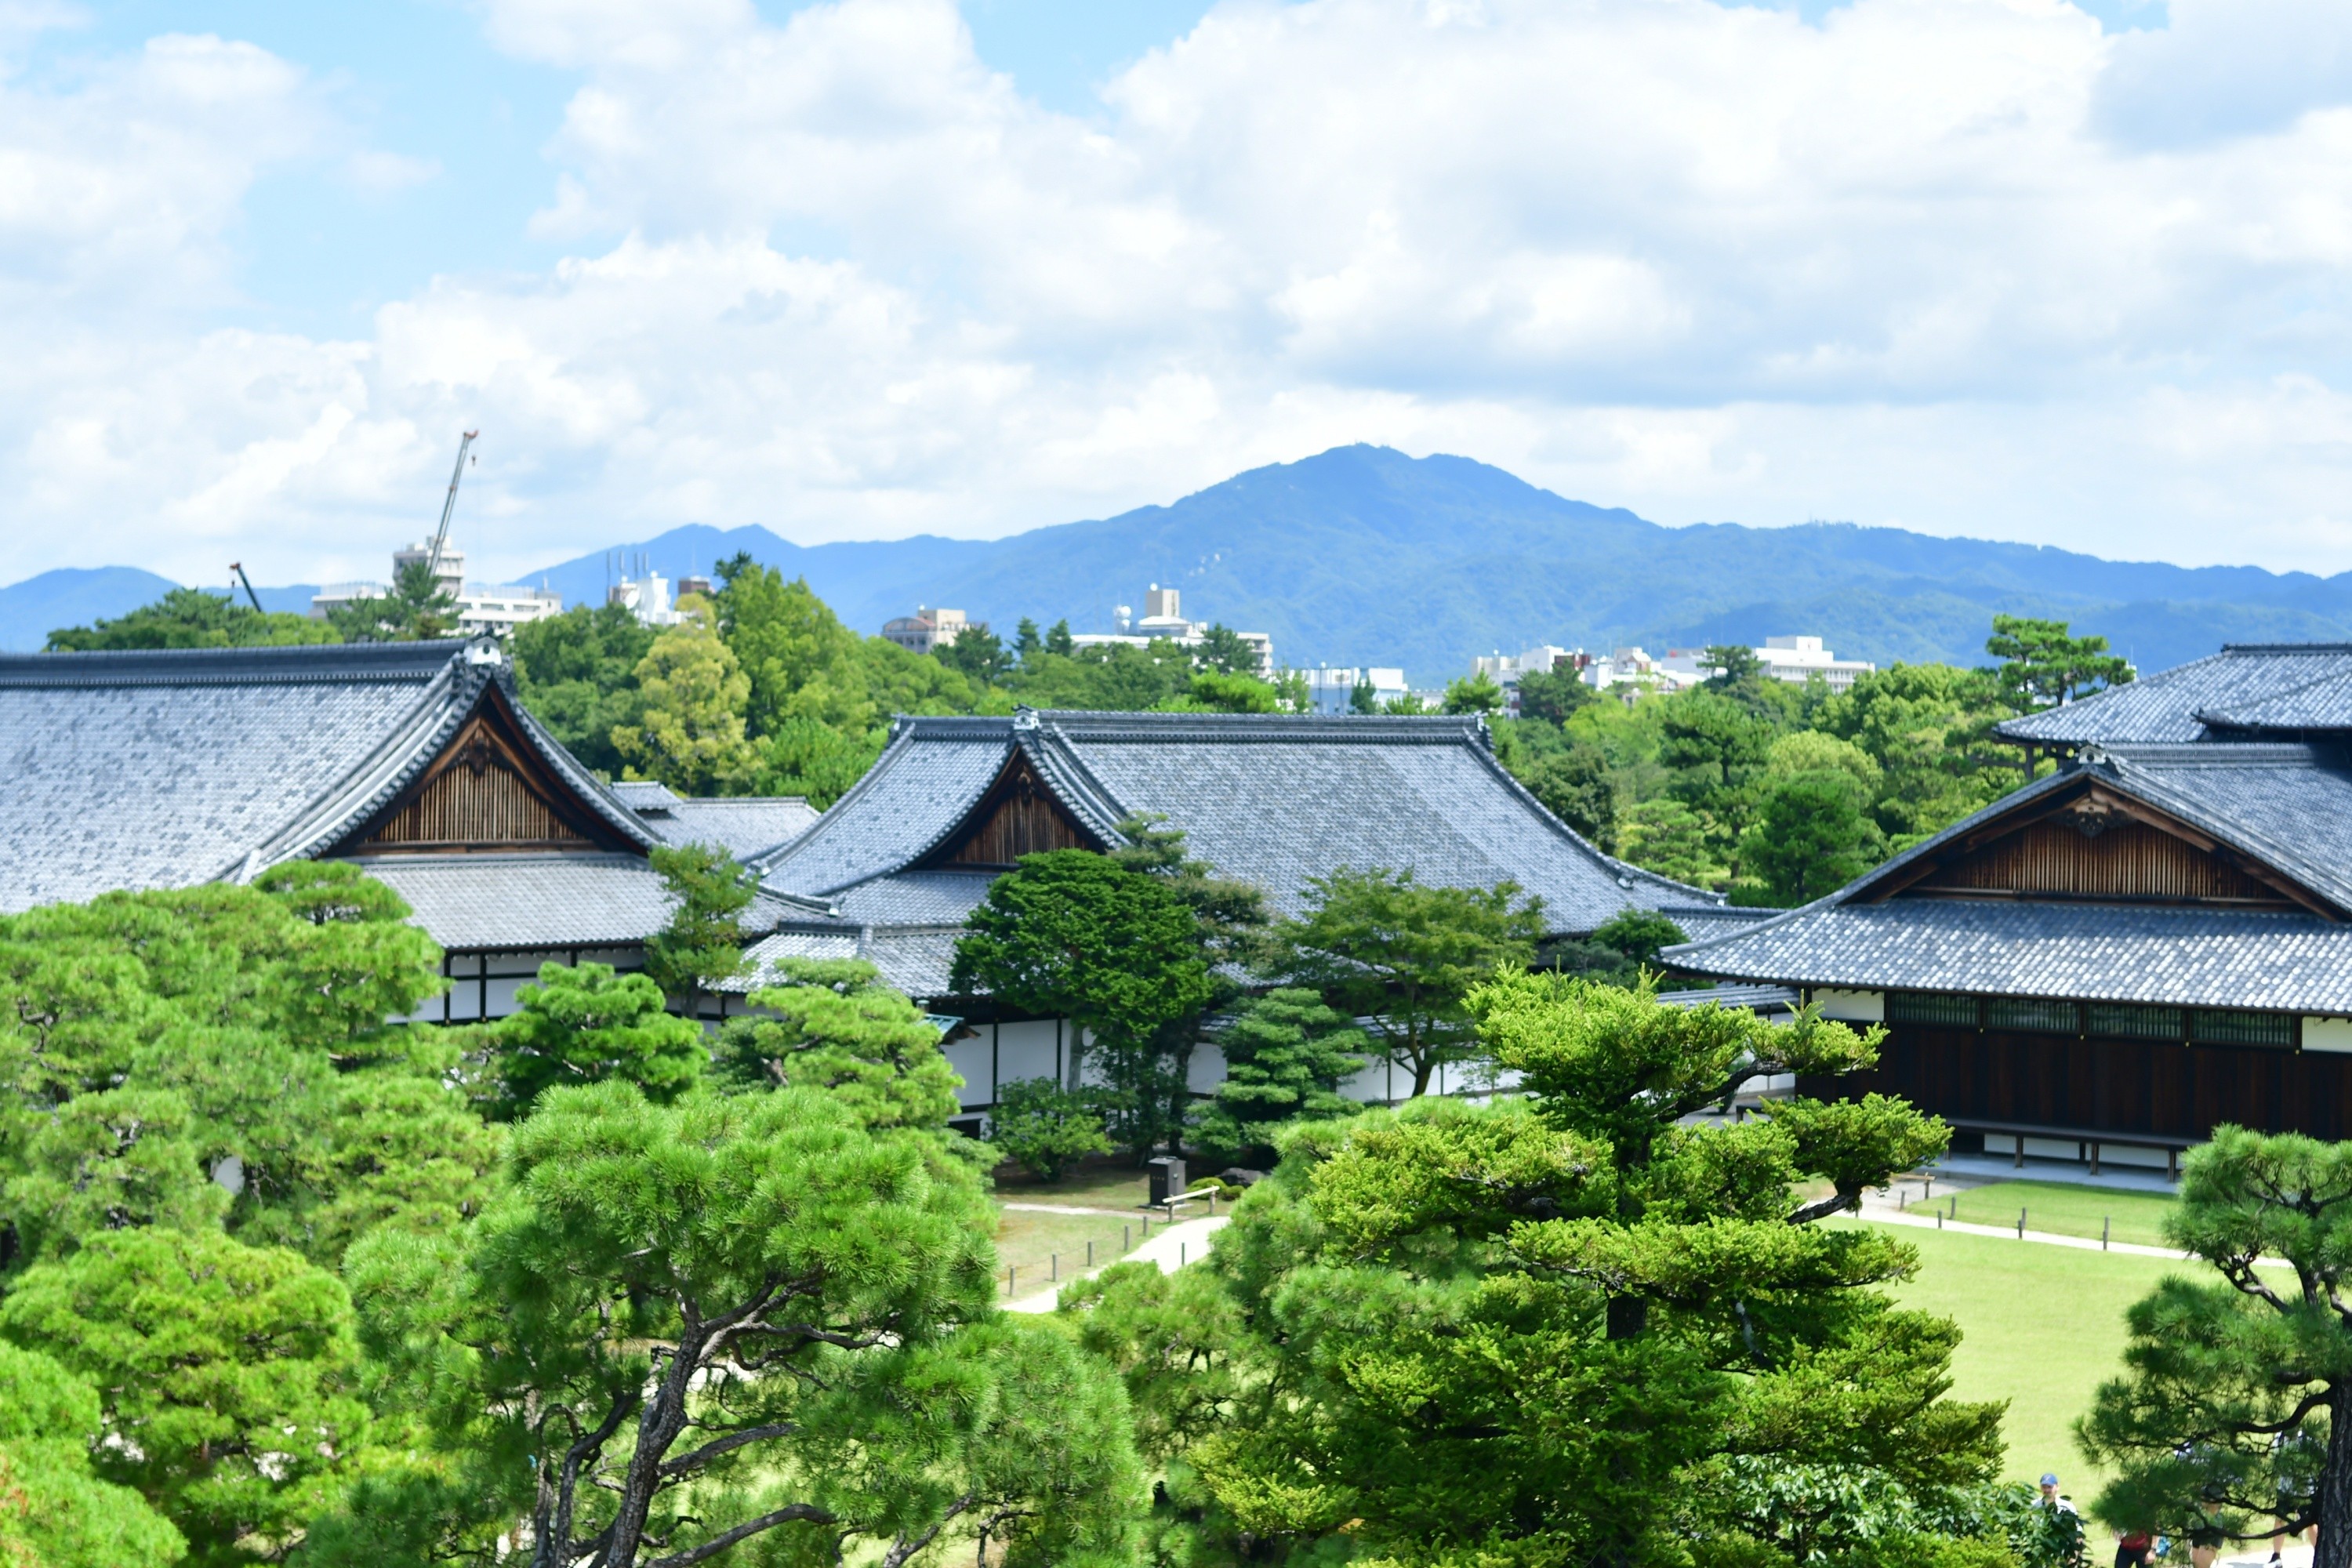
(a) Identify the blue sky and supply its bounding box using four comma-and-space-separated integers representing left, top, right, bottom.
2, 0, 2349, 589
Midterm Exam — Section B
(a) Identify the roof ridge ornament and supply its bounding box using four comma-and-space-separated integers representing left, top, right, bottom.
1012, 706, 1040, 732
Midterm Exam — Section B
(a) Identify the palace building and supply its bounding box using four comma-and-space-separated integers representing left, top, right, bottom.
0, 637, 1757, 1122
0, 639, 828, 1022
1665, 643, 2352, 1173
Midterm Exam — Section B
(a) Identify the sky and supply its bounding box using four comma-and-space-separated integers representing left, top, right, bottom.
4, 0, 2352, 590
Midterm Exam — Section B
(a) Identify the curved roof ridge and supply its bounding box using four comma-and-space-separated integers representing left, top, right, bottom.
247, 655, 481, 869
1022, 720, 1136, 844
0, 638, 474, 688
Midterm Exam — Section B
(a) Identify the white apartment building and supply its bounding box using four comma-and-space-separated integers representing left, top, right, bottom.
1752, 635, 1875, 693
1069, 584, 1275, 677
1299, 666, 1410, 713
310, 540, 563, 637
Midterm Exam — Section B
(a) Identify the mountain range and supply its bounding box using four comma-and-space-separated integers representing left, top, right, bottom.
12, 445, 2352, 683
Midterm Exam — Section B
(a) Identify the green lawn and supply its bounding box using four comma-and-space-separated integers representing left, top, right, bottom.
1930, 1179, 2180, 1250
1832, 1217, 2190, 1491
991, 1158, 1193, 1299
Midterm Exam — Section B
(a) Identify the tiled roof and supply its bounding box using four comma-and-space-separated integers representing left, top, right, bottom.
832, 869, 998, 925
608, 779, 820, 860
756, 728, 1009, 894
0, 640, 460, 910
755, 710, 1727, 938
1663, 898, 2352, 1013
356, 851, 819, 953
1995, 644, 2352, 746
0, 638, 656, 915
1662, 736, 2352, 1008
727, 921, 969, 1000
648, 797, 819, 860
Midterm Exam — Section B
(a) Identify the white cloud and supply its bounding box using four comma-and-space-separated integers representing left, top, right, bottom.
12, 0, 2352, 590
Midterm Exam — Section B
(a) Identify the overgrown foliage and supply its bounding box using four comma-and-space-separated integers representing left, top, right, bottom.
1262, 866, 1544, 1097
953, 849, 1215, 1159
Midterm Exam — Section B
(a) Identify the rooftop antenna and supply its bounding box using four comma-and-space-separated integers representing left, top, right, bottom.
227, 562, 263, 613
426, 430, 479, 584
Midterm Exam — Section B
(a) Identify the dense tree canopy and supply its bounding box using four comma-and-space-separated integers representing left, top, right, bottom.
45, 587, 338, 652
952, 849, 1215, 1157
1264, 866, 1544, 1097
334, 1081, 1140, 1568
1067, 979, 2005, 1567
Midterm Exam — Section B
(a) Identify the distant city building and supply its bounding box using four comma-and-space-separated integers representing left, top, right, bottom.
1752, 635, 1875, 693
1300, 666, 1409, 713
881, 607, 979, 655
608, 570, 684, 627
1072, 584, 1275, 676
310, 539, 562, 637
1473, 645, 1587, 717
1584, 648, 1706, 699
677, 575, 714, 601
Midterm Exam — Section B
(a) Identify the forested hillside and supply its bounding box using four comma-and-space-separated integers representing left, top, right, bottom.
516, 445, 2352, 683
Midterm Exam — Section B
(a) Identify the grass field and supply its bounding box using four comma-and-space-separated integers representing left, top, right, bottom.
1832, 1216, 2190, 1490
1929, 1179, 2182, 1250
990, 1158, 1192, 1299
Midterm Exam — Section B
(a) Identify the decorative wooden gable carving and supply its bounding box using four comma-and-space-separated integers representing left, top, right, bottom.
1870, 781, 2335, 916
340, 687, 630, 855
924, 750, 1100, 869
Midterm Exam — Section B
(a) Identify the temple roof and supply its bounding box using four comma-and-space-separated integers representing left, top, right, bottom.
1664, 739, 2352, 1008
608, 780, 821, 861
0, 638, 657, 931
1995, 644, 2352, 746
752, 709, 1731, 938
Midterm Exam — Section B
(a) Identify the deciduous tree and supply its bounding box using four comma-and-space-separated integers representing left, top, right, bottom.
611, 608, 757, 794
45, 586, 338, 652
952, 850, 1214, 1158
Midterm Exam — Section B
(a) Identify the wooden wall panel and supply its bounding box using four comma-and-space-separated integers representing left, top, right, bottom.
1824, 1025, 2344, 1142
1913, 820, 2284, 905
364, 757, 587, 848
943, 785, 1092, 866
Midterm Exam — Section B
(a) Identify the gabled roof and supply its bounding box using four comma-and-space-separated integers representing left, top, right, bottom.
1662, 740, 2352, 1008
1995, 644, 2352, 746
0, 637, 652, 914
753, 709, 1726, 936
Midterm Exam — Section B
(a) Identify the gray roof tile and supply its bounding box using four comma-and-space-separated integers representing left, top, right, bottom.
357, 851, 815, 953
754, 710, 1726, 937
0, 639, 658, 915
1996, 644, 2352, 745
1664, 898, 2352, 1012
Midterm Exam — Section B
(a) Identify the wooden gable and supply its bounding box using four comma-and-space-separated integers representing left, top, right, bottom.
336, 685, 633, 855
1867, 780, 2336, 916
922, 750, 1101, 869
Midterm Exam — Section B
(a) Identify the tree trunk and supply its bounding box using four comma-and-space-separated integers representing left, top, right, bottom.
2320, 1384, 2352, 1568
605, 1327, 706, 1566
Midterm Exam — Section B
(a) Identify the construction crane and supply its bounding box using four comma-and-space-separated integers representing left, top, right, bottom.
227, 562, 263, 613
424, 430, 479, 584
